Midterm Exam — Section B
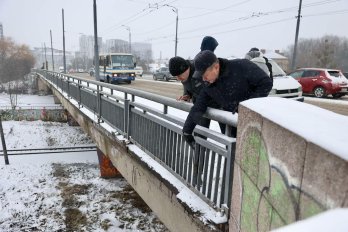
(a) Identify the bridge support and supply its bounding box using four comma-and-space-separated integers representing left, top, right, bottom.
53, 95, 61, 104
36, 77, 52, 95
97, 148, 121, 178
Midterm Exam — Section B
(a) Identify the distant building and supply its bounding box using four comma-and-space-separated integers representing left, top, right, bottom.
132, 42, 152, 61
261, 49, 289, 72
79, 34, 102, 58
104, 40, 152, 61
105, 39, 128, 53
31, 47, 74, 71
0, 23, 3, 39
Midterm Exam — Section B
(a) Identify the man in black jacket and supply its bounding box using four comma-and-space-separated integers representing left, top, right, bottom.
169, 56, 223, 132
183, 50, 273, 146
169, 36, 219, 102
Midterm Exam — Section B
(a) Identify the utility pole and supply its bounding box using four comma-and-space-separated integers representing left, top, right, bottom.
93, 0, 100, 81
44, 43, 48, 69
174, 8, 178, 56
62, 8, 67, 74
0, 116, 9, 165
122, 25, 131, 53
291, 0, 303, 71
164, 4, 178, 56
50, 30, 55, 71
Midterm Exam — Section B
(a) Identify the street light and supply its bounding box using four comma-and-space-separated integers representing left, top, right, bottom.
122, 25, 131, 53
164, 4, 178, 56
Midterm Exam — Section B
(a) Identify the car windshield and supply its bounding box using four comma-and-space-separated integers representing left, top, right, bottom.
111, 55, 134, 68
161, 68, 168, 72
268, 60, 287, 77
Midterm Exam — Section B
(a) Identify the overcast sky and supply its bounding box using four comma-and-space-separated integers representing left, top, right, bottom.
0, 0, 347, 60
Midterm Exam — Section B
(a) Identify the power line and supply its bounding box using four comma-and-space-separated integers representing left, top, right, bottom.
180, 0, 252, 20
100, 0, 177, 37
135, 0, 343, 41
141, 7, 348, 44
97, 0, 344, 45
305, 9, 348, 17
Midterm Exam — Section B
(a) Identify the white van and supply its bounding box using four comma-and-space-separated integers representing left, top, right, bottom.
250, 57, 304, 101
58, 66, 64, 73
134, 66, 143, 77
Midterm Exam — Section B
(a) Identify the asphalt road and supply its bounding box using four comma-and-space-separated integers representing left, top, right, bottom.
72, 73, 348, 116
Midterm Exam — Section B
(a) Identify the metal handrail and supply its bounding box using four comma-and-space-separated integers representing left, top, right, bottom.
33, 69, 237, 217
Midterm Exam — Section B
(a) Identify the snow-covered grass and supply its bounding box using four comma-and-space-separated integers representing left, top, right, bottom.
1, 120, 93, 149
0, 118, 167, 231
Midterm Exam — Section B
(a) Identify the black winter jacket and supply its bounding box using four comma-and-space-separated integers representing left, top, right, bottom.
183, 58, 273, 134
181, 61, 202, 103
181, 61, 220, 108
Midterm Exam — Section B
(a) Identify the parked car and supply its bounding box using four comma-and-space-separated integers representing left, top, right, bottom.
153, 67, 175, 81
248, 57, 304, 101
89, 67, 95, 77
134, 66, 143, 77
78, 69, 84, 73
288, 68, 348, 98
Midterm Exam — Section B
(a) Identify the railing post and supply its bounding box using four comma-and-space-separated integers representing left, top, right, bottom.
124, 99, 130, 139
66, 76, 70, 98
78, 80, 82, 108
97, 85, 101, 123
223, 140, 236, 216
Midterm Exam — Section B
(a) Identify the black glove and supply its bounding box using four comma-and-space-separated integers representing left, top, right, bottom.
183, 132, 195, 149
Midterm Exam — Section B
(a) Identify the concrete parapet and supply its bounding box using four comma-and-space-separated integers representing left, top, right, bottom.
229, 98, 348, 231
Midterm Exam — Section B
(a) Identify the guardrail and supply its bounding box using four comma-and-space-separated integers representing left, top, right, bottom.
33, 69, 237, 216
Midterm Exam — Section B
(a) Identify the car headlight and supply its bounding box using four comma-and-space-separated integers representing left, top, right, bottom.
298, 86, 302, 92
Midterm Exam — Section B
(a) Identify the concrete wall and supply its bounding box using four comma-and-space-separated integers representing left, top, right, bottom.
37, 74, 221, 232
229, 103, 348, 232
0, 108, 66, 122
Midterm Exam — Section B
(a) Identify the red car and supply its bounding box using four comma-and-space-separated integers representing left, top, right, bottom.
288, 68, 348, 98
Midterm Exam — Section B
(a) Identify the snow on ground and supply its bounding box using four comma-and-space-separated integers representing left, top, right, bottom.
1, 120, 93, 149
0, 119, 167, 231
0, 93, 57, 107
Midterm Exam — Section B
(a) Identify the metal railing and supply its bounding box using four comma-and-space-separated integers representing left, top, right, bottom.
34, 69, 237, 216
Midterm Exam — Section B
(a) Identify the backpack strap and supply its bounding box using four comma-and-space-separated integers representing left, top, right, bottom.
263, 56, 273, 79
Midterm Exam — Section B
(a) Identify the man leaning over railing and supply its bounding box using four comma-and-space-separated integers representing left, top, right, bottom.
182, 50, 273, 147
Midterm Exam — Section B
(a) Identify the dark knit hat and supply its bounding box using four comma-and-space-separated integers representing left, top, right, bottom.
169, 56, 190, 76
193, 50, 218, 78
200, 36, 219, 52
249, 47, 259, 52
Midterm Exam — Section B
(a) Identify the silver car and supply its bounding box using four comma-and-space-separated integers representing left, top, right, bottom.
153, 67, 176, 81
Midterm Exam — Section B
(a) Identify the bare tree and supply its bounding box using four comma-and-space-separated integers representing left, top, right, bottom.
285, 35, 348, 72
0, 37, 35, 83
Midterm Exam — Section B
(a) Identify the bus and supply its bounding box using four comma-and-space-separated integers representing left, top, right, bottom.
97, 53, 136, 84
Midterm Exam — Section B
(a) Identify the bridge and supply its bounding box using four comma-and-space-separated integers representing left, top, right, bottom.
33, 69, 348, 232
